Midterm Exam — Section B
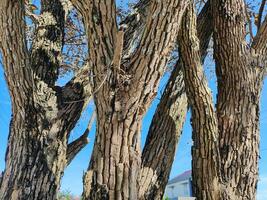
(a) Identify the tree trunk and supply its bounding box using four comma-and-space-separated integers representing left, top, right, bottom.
178, 4, 221, 200
138, 2, 212, 199
0, 1, 92, 198
83, 103, 142, 200
0, 73, 91, 199
212, 0, 265, 199
78, 0, 189, 198
0, 114, 66, 199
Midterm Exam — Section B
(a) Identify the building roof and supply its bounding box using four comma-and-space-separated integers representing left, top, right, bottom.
167, 170, 192, 185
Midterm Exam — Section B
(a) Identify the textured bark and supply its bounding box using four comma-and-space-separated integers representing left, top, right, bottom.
138, 2, 213, 199
0, 1, 92, 199
71, 0, 190, 199
1, 0, 266, 199
212, 0, 265, 199
178, 4, 221, 200
138, 63, 188, 200
177, 1, 267, 199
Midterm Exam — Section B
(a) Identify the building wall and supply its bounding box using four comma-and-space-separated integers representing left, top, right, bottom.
164, 180, 191, 199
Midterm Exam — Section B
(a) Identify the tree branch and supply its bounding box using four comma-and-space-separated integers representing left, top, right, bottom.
178, 4, 220, 199
0, 0, 33, 105
252, 15, 267, 56
122, 0, 189, 115
57, 63, 93, 138
66, 111, 96, 165
257, 0, 266, 30
30, 0, 66, 86
139, 62, 188, 200
139, 1, 212, 199
129, 0, 189, 74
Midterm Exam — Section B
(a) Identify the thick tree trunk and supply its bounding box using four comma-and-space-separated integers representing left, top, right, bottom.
212, 0, 265, 199
0, 73, 91, 199
78, 0, 189, 198
0, 74, 91, 199
83, 103, 142, 200
0, 113, 66, 199
217, 76, 262, 200
0, 1, 92, 198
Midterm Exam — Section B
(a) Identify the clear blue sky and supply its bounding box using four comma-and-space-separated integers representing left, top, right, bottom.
0, 1, 267, 199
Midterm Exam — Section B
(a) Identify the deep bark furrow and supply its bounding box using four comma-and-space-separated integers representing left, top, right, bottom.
212, 0, 264, 199
81, 0, 189, 199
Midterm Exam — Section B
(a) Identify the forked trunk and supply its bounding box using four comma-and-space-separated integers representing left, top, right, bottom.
79, 0, 189, 198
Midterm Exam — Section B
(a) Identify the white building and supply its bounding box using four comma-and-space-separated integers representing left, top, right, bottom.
164, 170, 195, 200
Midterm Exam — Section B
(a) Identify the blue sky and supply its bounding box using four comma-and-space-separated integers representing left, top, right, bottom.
1, 0, 267, 199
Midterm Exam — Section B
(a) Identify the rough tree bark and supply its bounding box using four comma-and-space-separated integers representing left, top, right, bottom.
0, 0, 92, 199
212, 0, 266, 199
177, 0, 267, 199
68, 0, 190, 199
178, 4, 221, 199
138, 1, 213, 199
1, 0, 266, 199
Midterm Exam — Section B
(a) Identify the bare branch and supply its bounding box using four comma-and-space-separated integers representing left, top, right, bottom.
61, 63, 92, 103
58, 63, 93, 138
66, 111, 96, 165
252, 15, 267, 55
257, 0, 266, 30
